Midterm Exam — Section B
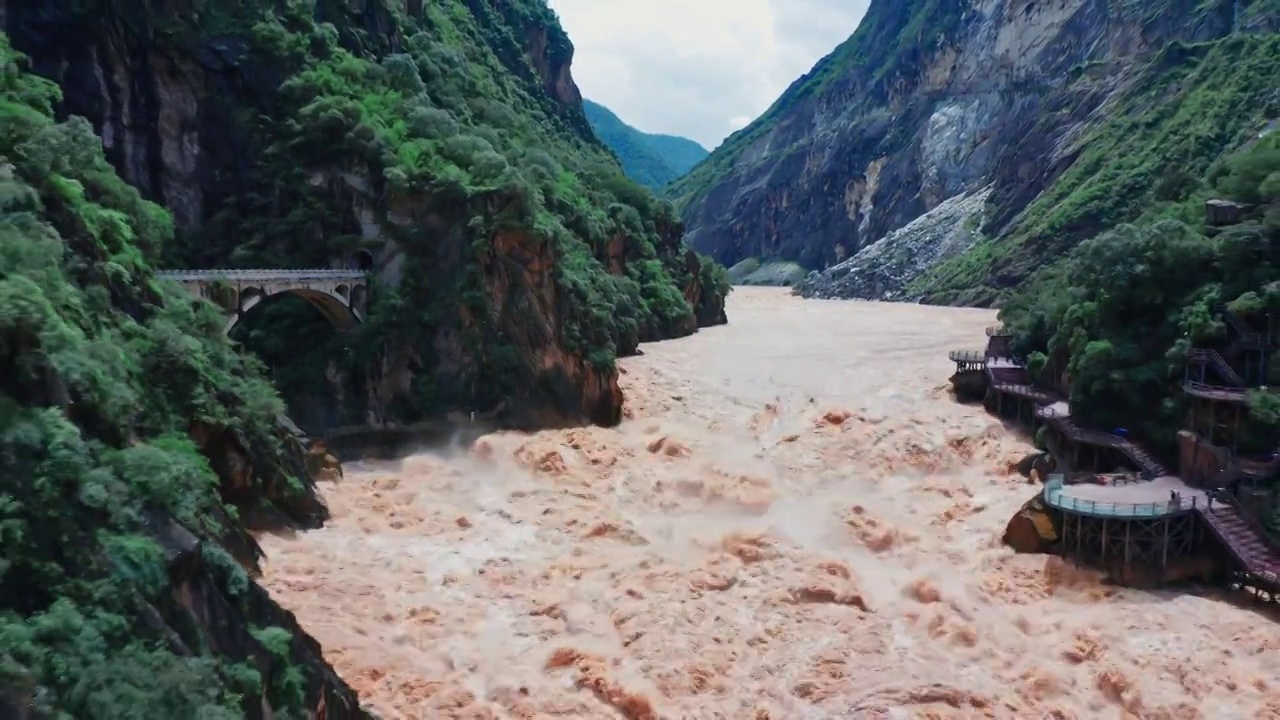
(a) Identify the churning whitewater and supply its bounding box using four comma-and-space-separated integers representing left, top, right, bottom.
259, 288, 1280, 719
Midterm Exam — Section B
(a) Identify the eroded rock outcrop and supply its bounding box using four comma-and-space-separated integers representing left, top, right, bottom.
1003, 495, 1060, 555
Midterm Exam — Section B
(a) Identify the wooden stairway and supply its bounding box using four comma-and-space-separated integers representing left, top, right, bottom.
1187, 348, 1244, 387
1116, 440, 1168, 479
1199, 504, 1280, 581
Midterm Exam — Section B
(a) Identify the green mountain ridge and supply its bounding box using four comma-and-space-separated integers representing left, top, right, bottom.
583, 99, 708, 190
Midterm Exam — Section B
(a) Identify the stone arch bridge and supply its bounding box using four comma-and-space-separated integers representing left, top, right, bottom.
157, 269, 369, 334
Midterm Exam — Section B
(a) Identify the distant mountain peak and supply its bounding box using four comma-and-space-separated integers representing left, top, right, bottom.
583, 99, 708, 190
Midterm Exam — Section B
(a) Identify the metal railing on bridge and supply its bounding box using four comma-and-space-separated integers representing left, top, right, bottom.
156, 268, 367, 281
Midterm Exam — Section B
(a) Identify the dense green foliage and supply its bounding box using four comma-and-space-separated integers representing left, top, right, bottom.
0, 36, 320, 717
910, 32, 1280, 305
152, 0, 726, 418
999, 134, 1280, 457
582, 99, 708, 189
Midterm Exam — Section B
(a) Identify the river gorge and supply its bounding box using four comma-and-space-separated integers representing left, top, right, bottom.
259, 288, 1280, 719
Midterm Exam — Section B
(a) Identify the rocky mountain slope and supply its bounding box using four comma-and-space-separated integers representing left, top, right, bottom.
671, 0, 1279, 306
5, 0, 729, 433
0, 35, 365, 718
583, 99, 708, 189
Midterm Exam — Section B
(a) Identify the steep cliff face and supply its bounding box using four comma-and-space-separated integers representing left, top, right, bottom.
0, 36, 366, 717
6, 0, 728, 432
673, 0, 1278, 305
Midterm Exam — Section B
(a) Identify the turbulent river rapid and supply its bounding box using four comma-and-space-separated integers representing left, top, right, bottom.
259, 287, 1280, 719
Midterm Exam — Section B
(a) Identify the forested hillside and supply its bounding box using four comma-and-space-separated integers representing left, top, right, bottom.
583, 99, 708, 189
6, 0, 728, 432
1000, 136, 1280, 459
0, 35, 365, 718
1, 0, 731, 716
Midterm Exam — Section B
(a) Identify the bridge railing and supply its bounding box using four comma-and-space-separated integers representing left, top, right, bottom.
1043, 475, 1197, 517
156, 268, 368, 281
949, 350, 986, 363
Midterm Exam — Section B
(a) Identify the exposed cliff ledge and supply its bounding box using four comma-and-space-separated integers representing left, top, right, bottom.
6, 0, 728, 433
673, 0, 1278, 306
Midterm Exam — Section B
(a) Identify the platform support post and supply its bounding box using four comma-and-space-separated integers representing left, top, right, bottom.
1124, 521, 1131, 566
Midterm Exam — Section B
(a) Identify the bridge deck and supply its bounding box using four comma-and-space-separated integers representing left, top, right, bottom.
157, 269, 367, 281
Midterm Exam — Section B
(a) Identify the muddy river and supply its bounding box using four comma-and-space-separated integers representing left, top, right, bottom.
260, 287, 1280, 719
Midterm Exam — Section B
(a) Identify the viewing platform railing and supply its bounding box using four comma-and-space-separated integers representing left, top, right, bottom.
1043, 475, 1200, 518
1183, 379, 1251, 402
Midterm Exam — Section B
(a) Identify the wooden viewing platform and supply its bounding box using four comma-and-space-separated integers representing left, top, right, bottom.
948, 349, 987, 372
1043, 474, 1205, 518
969, 332, 1279, 594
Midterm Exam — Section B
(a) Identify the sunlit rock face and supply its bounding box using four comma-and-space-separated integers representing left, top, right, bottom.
677, 0, 1253, 304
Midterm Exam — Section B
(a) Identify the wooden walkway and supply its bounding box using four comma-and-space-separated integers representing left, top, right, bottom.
981, 347, 1280, 594
983, 357, 1168, 478
1183, 379, 1251, 403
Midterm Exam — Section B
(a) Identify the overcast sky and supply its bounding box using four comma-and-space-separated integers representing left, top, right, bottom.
547, 0, 871, 150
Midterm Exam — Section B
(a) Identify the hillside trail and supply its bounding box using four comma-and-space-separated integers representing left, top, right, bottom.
259, 287, 1280, 719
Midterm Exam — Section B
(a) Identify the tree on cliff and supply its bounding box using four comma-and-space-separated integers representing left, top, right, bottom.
0, 36, 363, 718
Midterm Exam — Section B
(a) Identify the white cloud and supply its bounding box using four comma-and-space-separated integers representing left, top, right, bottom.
548, 0, 870, 150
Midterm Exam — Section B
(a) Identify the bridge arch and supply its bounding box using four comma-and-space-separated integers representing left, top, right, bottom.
156, 269, 368, 335
225, 285, 365, 334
